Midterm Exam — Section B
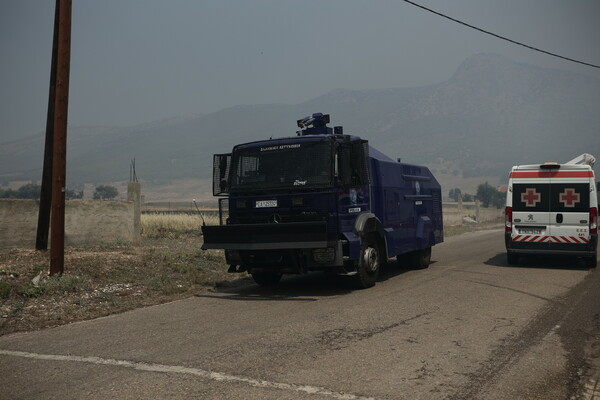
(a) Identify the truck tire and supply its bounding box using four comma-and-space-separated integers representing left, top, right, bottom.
251, 271, 282, 287
507, 253, 518, 265
354, 236, 381, 289
396, 253, 410, 268
411, 247, 431, 269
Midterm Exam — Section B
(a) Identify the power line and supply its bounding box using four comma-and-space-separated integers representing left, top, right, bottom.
402, 0, 600, 69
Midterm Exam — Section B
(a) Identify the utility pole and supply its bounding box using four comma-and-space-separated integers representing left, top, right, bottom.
49, 0, 72, 275
36, 1, 60, 251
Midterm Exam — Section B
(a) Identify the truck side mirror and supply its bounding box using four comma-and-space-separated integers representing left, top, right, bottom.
213, 153, 231, 195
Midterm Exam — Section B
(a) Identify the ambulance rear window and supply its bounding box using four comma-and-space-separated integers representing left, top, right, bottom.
550, 183, 589, 213
512, 183, 589, 212
512, 184, 549, 212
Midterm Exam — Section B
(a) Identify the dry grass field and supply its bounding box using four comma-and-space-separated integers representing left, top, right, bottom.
141, 212, 219, 237
0, 214, 237, 336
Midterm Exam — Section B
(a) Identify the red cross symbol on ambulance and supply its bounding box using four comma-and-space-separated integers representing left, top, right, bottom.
521, 188, 541, 207
559, 188, 580, 208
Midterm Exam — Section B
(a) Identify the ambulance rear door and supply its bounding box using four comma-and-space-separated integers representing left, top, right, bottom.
511, 168, 552, 249
548, 167, 591, 246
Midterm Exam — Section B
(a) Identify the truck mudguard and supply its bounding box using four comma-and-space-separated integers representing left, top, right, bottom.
353, 212, 382, 235
353, 212, 389, 257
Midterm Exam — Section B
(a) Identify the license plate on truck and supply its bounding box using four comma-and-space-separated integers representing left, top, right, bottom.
256, 200, 277, 208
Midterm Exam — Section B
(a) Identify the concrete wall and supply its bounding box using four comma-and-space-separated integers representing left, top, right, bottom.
0, 199, 136, 248
443, 201, 504, 226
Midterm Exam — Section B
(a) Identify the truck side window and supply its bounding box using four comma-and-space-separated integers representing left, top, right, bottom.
337, 141, 369, 187
337, 146, 351, 186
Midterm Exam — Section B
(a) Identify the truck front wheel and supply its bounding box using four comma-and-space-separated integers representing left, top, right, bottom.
251, 271, 283, 287
354, 236, 381, 289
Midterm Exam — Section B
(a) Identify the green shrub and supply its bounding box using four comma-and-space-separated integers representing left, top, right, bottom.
0, 282, 11, 299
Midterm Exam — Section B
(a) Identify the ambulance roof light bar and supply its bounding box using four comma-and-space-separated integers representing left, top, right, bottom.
540, 162, 560, 169
565, 153, 596, 168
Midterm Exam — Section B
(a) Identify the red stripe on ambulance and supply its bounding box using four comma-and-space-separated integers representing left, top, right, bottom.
509, 171, 594, 179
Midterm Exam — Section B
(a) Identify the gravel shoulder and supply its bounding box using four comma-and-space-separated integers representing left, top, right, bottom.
0, 234, 242, 335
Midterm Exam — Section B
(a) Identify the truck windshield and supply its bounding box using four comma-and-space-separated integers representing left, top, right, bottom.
229, 141, 332, 193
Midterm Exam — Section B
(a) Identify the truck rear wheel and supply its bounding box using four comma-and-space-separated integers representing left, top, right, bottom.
251, 271, 282, 287
354, 236, 381, 289
396, 253, 410, 268
507, 252, 518, 265
411, 247, 431, 269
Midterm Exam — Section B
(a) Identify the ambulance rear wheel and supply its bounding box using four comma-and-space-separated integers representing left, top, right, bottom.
507, 253, 518, 265
411, 247, 431, 269
354, 236, 381, 289
251, 271, 282, 286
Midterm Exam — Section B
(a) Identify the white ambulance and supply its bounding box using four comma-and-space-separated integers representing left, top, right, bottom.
505, 153, 598, 268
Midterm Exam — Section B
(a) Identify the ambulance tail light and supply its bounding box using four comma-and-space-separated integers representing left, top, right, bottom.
505, 207, 513, 233
590, 207, 598, 235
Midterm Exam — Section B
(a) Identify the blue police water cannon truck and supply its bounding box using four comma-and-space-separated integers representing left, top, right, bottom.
202, 113, 443, 288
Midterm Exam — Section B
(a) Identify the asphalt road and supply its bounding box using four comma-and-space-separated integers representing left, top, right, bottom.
1, 228, 598, 400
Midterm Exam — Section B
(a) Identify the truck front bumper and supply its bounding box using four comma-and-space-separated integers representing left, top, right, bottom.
201, 222, 348, 269
201, 221, 331, 250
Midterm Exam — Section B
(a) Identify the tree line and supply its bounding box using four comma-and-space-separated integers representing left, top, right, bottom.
5, 181, 505, 207
0, 183, 119, 200
448, 182, 505, 209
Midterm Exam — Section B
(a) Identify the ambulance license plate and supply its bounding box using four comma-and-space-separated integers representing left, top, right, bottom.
256, 200, 277, 208
519, 228, 542, 234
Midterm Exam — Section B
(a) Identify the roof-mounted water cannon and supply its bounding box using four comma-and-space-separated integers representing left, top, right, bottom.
297, 113, 334, 136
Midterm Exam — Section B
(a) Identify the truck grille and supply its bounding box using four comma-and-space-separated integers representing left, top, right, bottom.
432, 191, 441, 217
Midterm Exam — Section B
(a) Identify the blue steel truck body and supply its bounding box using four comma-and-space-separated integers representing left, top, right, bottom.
201, 113, 443, 288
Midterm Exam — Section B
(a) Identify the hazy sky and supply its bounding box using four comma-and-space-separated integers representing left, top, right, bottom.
1, 0, 599, 142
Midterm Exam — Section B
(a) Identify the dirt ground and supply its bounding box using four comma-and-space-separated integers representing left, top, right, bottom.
0, 234, 244, 336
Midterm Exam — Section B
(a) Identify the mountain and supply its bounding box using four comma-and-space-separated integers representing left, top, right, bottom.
2, 53, 599, 189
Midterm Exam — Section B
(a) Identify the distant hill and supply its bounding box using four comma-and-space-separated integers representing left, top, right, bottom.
2, 53, 599, 188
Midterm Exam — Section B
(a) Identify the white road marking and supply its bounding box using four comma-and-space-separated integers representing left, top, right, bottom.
0, 349, 377, 400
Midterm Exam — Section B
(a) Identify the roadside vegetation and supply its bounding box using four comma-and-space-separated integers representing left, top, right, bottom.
0, 213, 501, 336
0, 182, 124, 200
447, 182, 506, 208
92, 184, 119, 200
141, 213, 219, 238
0, 182, 83, 200
0, 214, 236, 336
